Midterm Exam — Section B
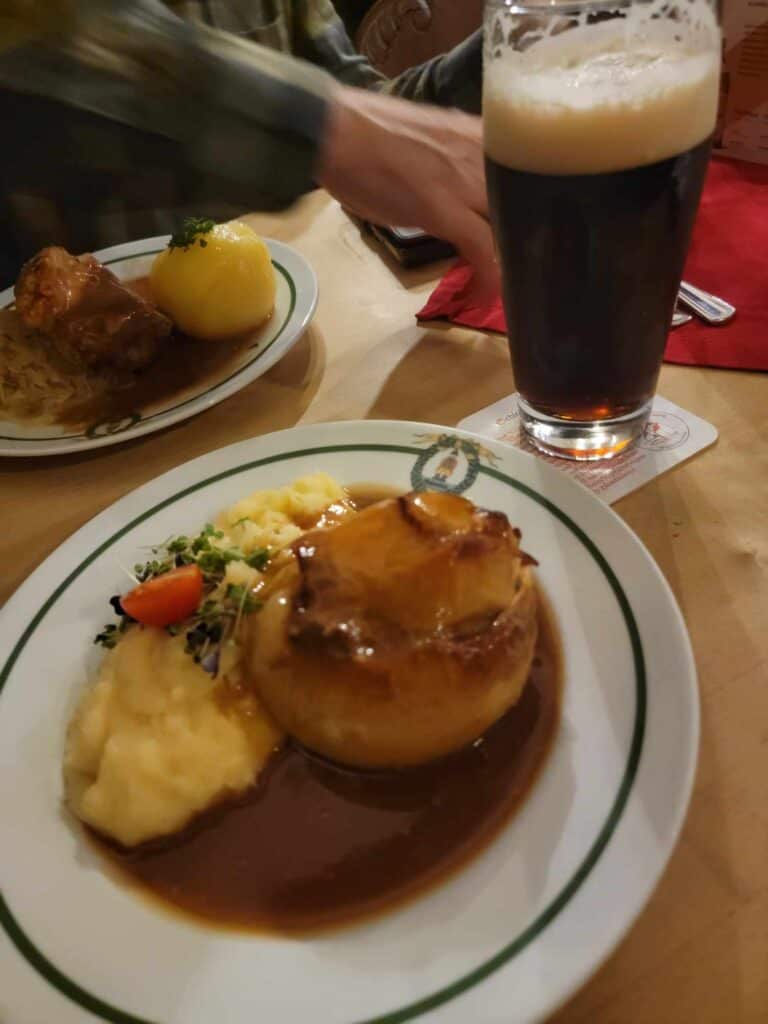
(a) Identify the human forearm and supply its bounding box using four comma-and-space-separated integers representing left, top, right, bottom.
317, 85, 497, 298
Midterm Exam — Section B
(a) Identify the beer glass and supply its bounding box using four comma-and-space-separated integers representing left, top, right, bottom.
484, 0, 720, 459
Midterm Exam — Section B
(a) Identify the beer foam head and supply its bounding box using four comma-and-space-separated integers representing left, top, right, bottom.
483, 0, 720, 174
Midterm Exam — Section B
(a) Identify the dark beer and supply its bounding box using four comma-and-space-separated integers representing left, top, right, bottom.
482, 0, 720, 456
485, 138, 711, 421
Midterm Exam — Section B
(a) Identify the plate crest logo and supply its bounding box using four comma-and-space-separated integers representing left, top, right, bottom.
86, 412, 141, 439
411, 433, 499, 494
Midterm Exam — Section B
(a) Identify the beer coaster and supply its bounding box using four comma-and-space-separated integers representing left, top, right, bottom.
458, 394, 718, 505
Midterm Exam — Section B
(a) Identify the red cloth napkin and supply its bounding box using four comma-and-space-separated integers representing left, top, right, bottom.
417, 158, 768, 371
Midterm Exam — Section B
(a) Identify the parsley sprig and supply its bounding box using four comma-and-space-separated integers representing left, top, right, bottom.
95, 524, 270, 671
94, 622, 127, 650
168, 216, 216, 251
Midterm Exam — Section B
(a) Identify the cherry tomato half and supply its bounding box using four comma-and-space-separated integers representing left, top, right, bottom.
121, 564, 203, 627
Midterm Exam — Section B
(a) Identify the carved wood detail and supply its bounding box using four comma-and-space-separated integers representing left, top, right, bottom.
356, 0, 482, 78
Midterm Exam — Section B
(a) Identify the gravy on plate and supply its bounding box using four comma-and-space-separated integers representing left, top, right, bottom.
89, 486, 562, 933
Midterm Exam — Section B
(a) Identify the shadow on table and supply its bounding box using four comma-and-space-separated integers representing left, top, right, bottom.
367, 326, 513, 426
243, 189, 332, 245
346, 217, 457, 295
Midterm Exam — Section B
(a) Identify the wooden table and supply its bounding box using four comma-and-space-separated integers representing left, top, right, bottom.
2, 193, 766, 1022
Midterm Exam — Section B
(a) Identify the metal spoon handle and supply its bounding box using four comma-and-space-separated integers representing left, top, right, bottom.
678, 280, 736, 324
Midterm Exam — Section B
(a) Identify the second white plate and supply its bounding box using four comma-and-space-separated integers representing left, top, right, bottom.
0, 235, 318, 457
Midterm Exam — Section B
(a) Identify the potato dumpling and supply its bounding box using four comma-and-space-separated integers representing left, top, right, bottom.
150, 220, 276, 340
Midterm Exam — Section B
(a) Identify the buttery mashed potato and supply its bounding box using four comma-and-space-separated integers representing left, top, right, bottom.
64, 628, 281, 847
217, 471, 347, 553
64, 472, 348, 847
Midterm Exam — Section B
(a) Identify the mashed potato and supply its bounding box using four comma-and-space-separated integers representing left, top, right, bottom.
64, 472, 349, 847
150, 220, 276, 341
216, 472, 348, 555
65, 628, 283, 847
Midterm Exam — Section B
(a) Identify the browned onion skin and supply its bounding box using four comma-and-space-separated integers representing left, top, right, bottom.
245, 491, 538, 768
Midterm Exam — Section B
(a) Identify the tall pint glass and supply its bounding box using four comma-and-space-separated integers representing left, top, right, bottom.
483, 0, 720, 459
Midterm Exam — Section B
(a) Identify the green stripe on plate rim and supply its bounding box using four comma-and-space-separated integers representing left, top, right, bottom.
0, 249, 298, 443
0, 443, 646, 1024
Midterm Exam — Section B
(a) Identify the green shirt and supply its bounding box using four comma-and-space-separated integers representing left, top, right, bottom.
0, 1, 481, 281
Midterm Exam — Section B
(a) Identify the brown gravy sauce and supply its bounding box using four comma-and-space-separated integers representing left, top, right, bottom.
89, 487, 563, 934
7, 276, 264, 429
65, 277, 263, 428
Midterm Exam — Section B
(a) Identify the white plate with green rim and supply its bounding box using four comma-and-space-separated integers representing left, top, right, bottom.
0, 235, 317, 457
0, 419, 698, 1024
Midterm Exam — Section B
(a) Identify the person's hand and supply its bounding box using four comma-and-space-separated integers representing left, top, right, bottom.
317, 85, 498, 300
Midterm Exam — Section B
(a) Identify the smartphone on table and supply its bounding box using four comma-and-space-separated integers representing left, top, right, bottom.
365, 224, 456, 268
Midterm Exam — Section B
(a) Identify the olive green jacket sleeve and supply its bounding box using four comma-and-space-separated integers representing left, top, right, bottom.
0, 0, 480, 195
0, 1, 481, 279
0, 1, 334, 206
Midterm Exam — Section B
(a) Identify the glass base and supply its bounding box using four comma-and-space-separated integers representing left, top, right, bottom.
518, 397, 652, 461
